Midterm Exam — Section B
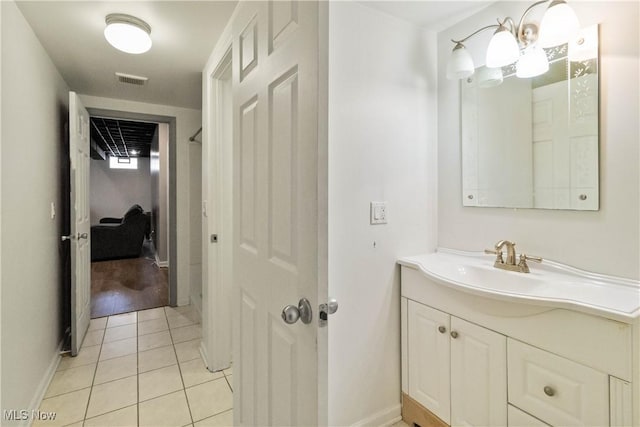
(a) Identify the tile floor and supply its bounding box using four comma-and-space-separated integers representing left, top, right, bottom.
37, 306, 233, 427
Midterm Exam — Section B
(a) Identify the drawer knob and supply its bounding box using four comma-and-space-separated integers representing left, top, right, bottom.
450, 331, 459, 339
438, 326, 446, 334
543, 386, 556, 397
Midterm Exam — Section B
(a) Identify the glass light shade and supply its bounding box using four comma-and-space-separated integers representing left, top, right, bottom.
477, 67, 504, 88
104, 15, 152, 54
516, 46, 550, 78
538, 0, 580, 48
486, 28, 520, 68
447, 44, 475, 80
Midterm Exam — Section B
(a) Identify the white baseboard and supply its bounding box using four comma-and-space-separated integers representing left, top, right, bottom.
25, 341, 63, 427
155, 253, 168, 268
350, 403, 402, 427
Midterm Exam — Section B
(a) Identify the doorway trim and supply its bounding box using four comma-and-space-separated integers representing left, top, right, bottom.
201, 32, 233, 372
86, 108, 178, 305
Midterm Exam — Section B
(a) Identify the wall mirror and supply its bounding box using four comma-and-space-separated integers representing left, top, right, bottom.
461, 25, 599, 210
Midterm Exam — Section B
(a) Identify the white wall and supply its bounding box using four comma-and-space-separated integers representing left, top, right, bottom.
438, 1, 640, 279
189, 141, 202, 314
80, 94, 202, 305
1, 0, 70, 418
90, 157, 151, 224
328, 2, 437, 425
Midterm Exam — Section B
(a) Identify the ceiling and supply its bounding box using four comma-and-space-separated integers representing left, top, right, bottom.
90, 118, 157, 159
17, 1, 238, 110
358, 1, 495, 32
16, 1, 492, 112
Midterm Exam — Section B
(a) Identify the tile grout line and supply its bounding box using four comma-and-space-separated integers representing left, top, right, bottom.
82, 322, 106, 423
165, 307, 196, 426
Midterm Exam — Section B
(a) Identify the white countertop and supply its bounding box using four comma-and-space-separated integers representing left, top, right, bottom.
398, 248, 640, 322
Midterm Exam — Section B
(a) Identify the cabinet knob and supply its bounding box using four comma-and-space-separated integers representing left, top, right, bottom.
450, 331, 459, 339
543, 386, 555, 397
438, 326, 446, 334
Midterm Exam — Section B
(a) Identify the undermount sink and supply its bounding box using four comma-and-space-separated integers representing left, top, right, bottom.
398, 249, 640, 322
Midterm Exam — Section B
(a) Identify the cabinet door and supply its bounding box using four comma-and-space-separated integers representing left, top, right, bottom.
451, 316, 507, 426
408, 301, 451, 424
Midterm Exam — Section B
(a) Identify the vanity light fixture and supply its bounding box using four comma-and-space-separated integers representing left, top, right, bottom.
104, 14, 152, 54
447, 0, 579, 81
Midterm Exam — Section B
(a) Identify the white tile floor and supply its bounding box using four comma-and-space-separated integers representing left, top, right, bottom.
37, 306, 232, 427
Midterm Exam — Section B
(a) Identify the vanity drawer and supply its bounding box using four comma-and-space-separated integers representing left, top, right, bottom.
507, 339, 609, 426
508, 405, 550, 426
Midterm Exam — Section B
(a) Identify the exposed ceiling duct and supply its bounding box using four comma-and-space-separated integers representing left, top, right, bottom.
90, 117, 157, 159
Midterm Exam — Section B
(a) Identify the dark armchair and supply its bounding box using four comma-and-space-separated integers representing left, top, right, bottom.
91, 204, 150, 261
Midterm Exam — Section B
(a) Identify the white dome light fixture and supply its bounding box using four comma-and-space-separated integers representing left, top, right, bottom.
485, 24, 520, 68
538, 0, 580, 48
446, 43, 475, 80
104, 14, 152, 54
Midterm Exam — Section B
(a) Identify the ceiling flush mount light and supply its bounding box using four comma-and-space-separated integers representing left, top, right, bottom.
446, 0, 579, 81
104, 14, 152, 54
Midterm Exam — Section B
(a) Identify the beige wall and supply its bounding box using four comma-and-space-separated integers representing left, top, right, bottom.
1, 0, 70, 417
328, 2, 438, 425
437, 1, 640, 279
80, 94, 202, 305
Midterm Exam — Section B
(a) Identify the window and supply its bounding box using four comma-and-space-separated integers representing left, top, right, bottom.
109, 156, 138, 170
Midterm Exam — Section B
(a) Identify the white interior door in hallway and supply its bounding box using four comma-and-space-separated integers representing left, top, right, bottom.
230, 1, 328, 425
68, 91, 91, 355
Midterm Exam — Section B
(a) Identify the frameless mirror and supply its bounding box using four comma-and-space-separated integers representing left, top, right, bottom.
461, 25, 599, 210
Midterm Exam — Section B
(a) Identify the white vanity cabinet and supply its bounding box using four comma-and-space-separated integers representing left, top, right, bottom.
406, 300, 507, 426
400, 257, 638, 427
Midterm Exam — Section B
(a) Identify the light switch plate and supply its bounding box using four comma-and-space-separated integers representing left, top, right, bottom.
370, 201, 387, 225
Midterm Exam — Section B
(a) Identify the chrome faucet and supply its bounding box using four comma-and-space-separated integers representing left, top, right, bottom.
485, 240, 542, 273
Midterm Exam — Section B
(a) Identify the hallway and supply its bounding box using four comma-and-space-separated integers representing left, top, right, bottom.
36, 306, 232, 426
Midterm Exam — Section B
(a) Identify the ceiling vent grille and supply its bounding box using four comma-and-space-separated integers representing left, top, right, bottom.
115, 72, 148, 86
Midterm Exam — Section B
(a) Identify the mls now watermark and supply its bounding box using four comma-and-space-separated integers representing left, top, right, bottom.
3, 409, 57, 422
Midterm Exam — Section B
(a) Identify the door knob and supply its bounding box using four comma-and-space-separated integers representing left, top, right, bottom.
450, 331, 459, 339
281, 305, 300, 324
78, 232, 88, 239
281, 298, 312, 325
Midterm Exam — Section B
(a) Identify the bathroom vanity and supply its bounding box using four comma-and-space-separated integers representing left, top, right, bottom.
399, 249, 640, 427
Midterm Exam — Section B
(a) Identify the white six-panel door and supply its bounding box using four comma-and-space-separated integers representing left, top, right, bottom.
231, 1, 326, 425
69, 92, 91, 355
